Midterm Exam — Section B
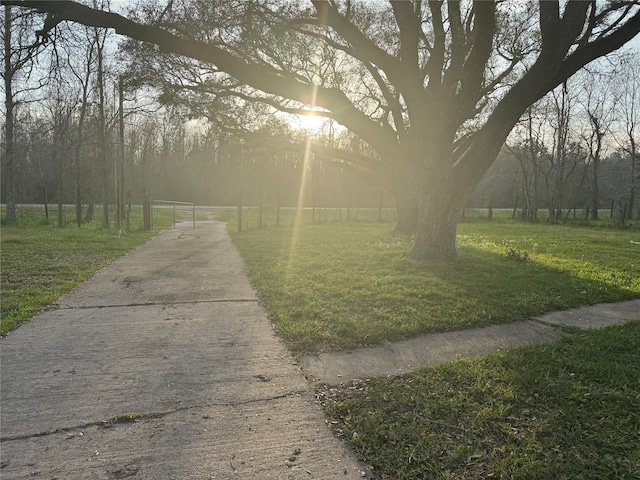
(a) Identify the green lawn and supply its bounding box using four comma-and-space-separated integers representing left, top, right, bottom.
2, 209, 638, 479
323, 322, 640, 479
0, 209, 173, 334
230, 219, 640, 353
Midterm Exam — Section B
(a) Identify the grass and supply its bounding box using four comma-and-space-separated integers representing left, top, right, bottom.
0, 207, 174, 334
322, 322, 640, 479
2, 206, 638, 478
230, 219, 640, 353
108, 413, 142, 424
229, 215, 640, 478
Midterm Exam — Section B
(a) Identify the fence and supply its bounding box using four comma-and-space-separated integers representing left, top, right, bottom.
232, 205, 638, 232
232, 205, 398, 231
1, 203, 152, 229
1, 203, 184, 231
151, 200, 196, 229
4, 203, 633, 231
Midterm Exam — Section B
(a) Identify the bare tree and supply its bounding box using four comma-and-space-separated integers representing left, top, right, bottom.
2, 5, 47, 223
577, 66, 617, 220
507, 81, 589, 224
43, 87, 74, 227
507, 104, 549, 221
546, 82, 588, 223
63, 23, 98, 226
612, 52, 640, 220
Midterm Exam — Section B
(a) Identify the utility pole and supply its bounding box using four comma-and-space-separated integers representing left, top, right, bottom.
118, 76, 125, 228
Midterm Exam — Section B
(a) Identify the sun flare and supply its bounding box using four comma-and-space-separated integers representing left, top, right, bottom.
290, 112, 329, 133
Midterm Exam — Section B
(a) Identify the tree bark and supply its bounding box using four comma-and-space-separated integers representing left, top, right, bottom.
118, 76, 125, 229
590, 155, 600, 220
409, 143, 459, 260
409, 181, 458, 260
57, 138, 64, 228
73, 51, 93, 227
629, 134, 637, 220
3, 6, 16, 224
96, 28, 109, 229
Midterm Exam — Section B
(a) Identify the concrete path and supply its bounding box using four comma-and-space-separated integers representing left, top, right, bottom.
0, 222, 371, 479
300, 299, 640, 386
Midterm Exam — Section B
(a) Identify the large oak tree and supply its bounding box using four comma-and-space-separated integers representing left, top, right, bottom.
3, 0, 640, 259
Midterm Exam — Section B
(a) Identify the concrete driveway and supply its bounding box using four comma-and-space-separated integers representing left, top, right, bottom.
0, 222, 371, 479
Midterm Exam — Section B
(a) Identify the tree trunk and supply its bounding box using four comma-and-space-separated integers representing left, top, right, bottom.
591, 170, 600, 220
118, 77, 126, 229
75, 165, 82, 227
96, 28, 109, 229
57, 154, 64, 228
409, 171, 459, 261
410, 195, 458, 260
43, 186, 49, 220
126, 190, 131, 231
589, 124, 603, 221
630, 135, 637, 220
590, 159, 599, 220
74, 84, 89, 227
3, 6, 16, 224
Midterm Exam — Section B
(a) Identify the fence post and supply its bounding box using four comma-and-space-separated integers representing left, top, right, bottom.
192, 204, 195, 229
238, 188, 243, 232
143, 189, 151, 231
610, 199, 614, 219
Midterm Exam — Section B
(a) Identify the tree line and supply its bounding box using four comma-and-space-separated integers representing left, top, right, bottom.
473, 57, 639, 224
2, 3, 393, 226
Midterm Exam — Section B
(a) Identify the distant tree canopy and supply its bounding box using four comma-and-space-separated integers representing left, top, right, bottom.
3, 0, 640, 259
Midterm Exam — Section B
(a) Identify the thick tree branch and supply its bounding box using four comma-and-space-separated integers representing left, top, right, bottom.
455, 5, 640, 194
310, 0, 399, 76
442, 0, 468, 90
452, 1, 495, 125
425, 0, 445, 89
3, 0, 399, 160
362, 62, 406, 138
391, 1, 421, 85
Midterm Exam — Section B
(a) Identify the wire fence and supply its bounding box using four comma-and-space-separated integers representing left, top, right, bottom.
228, 205, 398, 231
4, 204, 632, 232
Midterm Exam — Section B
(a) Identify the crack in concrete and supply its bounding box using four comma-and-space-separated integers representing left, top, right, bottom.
0, 390, 308, 443
55, 298, 259, 310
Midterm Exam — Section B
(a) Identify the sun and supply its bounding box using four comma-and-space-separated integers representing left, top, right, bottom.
289, 112, 329, 133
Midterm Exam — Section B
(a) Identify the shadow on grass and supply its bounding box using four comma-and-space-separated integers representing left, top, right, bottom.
232, 223, 639, 353
420, 245, 636, 323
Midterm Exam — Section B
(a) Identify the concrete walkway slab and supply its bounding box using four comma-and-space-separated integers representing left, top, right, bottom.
300, 321, 560, 386
533, 299, 640, 329
1, 222, 370, 479
301, 300, 640, 387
